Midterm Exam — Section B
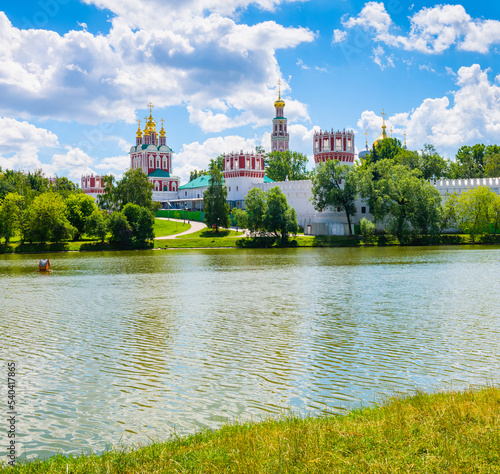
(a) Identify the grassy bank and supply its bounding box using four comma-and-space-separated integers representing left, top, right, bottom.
6, 386, 500, 473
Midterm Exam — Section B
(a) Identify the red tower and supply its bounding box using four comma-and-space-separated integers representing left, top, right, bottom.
313, 129, 355, 165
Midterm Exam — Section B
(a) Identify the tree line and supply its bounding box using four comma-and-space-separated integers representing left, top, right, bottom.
0, 168, 158, 247
311, 138, 500, 242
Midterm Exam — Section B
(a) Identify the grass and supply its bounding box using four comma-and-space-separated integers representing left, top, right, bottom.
153, 218, 191, 237
175, 228, 243, 239
5, 386, 500, 473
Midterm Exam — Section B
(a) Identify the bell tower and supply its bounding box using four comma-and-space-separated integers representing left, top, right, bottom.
271, 80, 289, 152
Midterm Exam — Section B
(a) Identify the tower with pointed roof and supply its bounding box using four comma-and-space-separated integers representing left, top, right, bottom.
271, 81, 289, 152
130, 103, 180, 197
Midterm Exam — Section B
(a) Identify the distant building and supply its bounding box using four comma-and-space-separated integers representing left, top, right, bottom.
81, 174, 106, 198
271, 82, 289, 153
129, 103, 180, 202
313, 129, 355, 165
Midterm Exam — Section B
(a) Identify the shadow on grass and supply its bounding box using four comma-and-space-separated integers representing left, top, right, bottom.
80, 241, 155, 251
14, 242, 70, 253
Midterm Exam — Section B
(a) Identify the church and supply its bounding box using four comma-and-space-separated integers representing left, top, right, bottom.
81, 96, 500, 235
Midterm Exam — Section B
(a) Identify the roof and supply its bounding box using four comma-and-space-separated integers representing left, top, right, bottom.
148, 169, 171, 178
178, 174, 218, 190
264, 175, 275, 183
139, 144, 173, 152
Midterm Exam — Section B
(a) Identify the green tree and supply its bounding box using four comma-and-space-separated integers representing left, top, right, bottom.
265, 151, 309, 182
107, 211, 132, 244
189, 169, 204, 182
374, 137, 402, 162
455, 187, 496, 240
100, 169, 158, 213
24, 193, 75, 243
203, 161, 230, 232
65, 193, 98, 240
231, 207, 248, 230
484, 152, 500, 178
262, 186, 299, 244
50, 176, 78, 198
84, 209, 108, 242
359, 161, 442, 242
244, 188, 267, 234
360, 217, 376, 242
490, 194, 500, 235
0, 192, 23, 243
419, 144, 449, 179
454, 144, 485, 178
123, 203, 155, 243
311, 160, 357, 235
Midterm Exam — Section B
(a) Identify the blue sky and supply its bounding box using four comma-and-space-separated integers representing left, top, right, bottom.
1, 0, 500, 184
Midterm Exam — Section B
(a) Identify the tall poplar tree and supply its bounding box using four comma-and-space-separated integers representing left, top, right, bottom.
203, 160, 230, 232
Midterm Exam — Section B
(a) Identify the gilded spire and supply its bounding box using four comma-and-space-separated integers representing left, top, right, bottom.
136, 118, 142, 138
143, 116, 150, 135
274, 79, 285, 109
404, 130, 407, 148
159, 118, 166, 138
373, 108, 389, 147
365, 129, 368, 147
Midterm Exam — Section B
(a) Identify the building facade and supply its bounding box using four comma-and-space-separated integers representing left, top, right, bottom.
271, 86, 289, 153
129, 104, 180, 202
81, 173, 106, 199
313, 129, 355, 165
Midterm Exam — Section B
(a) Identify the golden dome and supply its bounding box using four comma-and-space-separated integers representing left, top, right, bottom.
373, 124, 388, 147
136, 120, 142, 138
159, 118, 166, 137
274, 79, 285, 108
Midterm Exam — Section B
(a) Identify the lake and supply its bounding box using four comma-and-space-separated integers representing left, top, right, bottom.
1, 246, 499, 462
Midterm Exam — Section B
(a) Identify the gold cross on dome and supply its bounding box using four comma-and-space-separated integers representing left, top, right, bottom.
160, 118, 165, 127
365, 129, 368, 145
390, 126, 393, 137
148, 102, 154, 110
381, 108, 386, 124
278, 79, 281, 98
136, 118, 141, 125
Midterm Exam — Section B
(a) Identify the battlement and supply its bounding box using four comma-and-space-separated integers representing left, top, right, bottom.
81, 174, 106, 195
313, 129, 355, 165
223, 151, 265, 178
432, 177, 500, 195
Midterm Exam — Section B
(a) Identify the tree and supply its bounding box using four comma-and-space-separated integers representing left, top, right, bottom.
107, 211, 132, 244
244, 188, 267, 234
265, 151, 309, 181
419, 144, 449, 180
484, 152, 500, 178
203, 160, 230, 232
84, 209, 108, 242
311, 159, 357, 235
65, 193, 98, 240
189, 169, 204, 182
360, 217, 376, 242
263, 186, 299, 244
454, 144, 485, 178
24, 193, 75, 243
50, 176, 78, 198
455, 187, 496, 240
374, 137, 402, 162
490, 195, 500, 235
103, 169, 158, 213
359, 161, 442, 242
0, 192, 23, 243
123, 203, 155, 243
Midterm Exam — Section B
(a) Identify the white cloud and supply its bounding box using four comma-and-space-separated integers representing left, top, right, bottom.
357, 65, 500, 156
334, 2, 500, 60
51, 147, 96, 180
0, 117, 59, 174
95, 155, 130, 171
0, 3, 314, 130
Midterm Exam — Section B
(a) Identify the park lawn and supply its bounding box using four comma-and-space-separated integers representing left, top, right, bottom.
7, 386, 500, 473
154, 218, 191, 237
175, 228, 243, 239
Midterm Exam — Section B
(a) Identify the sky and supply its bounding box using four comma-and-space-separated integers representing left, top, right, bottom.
1, 0, 500, 185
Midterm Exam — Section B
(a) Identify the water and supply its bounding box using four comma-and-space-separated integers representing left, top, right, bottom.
1, 246, 499, 462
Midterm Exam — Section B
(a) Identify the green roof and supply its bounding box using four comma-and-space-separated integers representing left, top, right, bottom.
148, 169, 170, 178
179, 174, 273, 190
178, 174, 218, 190
140, 144, 173, 152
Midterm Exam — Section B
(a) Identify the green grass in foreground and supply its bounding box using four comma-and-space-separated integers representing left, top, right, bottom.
153, 218, 191, 237
6, 386, 500, 473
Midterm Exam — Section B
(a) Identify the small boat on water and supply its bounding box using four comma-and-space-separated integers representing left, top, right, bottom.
38, 259, 52, 272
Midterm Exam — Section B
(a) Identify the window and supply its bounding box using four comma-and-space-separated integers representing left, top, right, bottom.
156, 159, 160, 168
336, 138, 342, 150
337, 207, 341, 212
361, 206, 366, 214
236, 186, 238, 191
229, 187, 231, 192
246, 158, 250, 169
149, 158, 153, 168
185, 191, 187, 196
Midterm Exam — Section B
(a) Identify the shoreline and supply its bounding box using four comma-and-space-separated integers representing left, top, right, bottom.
5, 385, 499, 473
1, 234, 500, 255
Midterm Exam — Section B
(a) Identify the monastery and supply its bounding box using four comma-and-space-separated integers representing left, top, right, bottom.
82, 96, 500, 235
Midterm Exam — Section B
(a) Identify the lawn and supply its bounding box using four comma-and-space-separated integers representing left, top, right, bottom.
153, 218, 191, 237
7, 386, 500, 473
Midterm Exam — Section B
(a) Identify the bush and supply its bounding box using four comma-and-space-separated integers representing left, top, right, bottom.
360, 217, 376, 243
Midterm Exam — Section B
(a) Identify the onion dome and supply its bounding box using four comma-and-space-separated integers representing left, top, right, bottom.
160, 118, 166, 137
136, 119, 142, 138
373, 109, 388, 147
274, 79, 285, 108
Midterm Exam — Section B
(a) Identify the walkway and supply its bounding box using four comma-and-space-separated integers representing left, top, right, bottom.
155, 218, 207, 239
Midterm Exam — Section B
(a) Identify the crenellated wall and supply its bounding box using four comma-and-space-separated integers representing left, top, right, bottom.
432, 177, 500, 197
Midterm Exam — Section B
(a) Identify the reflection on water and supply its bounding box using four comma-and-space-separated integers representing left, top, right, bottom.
1, 246, 500, 461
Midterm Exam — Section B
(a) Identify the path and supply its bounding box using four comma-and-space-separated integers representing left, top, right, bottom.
156, 218, 207, 239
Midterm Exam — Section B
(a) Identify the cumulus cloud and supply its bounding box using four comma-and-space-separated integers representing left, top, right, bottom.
51, 147, 97, 180
0, 117, 59, 174
333, 2, 500, 62
0, 2, 314, 129
357, 65, 500, 156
